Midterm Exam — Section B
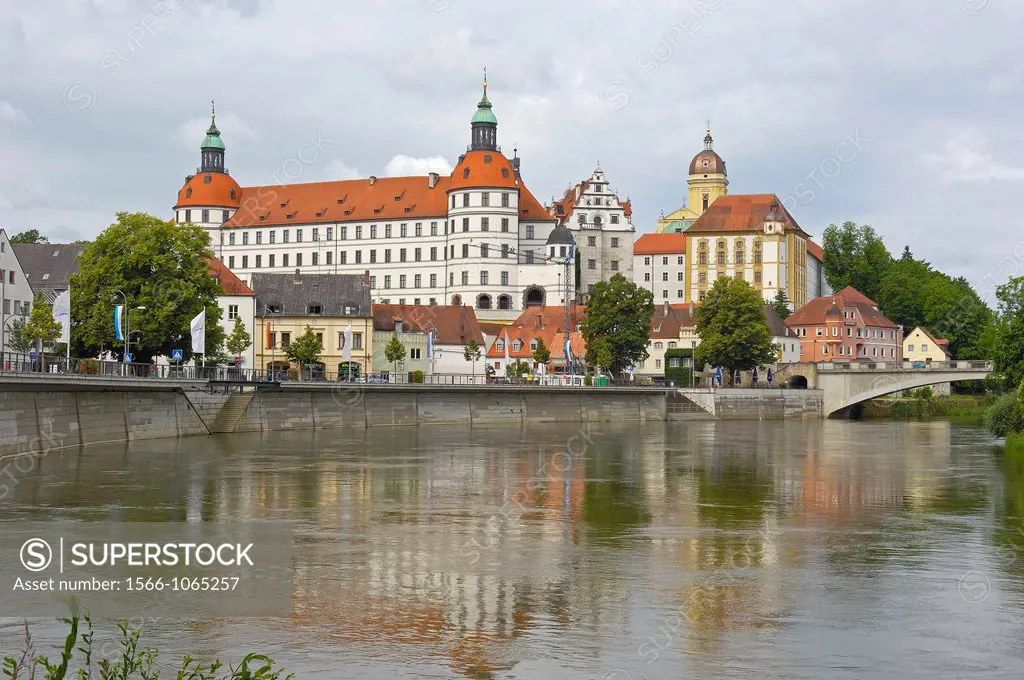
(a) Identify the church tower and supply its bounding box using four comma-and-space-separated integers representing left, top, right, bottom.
656, 126, 729, 233
200, 101, 226, 173
687, 127, 728, 215
470, 70, 498, 151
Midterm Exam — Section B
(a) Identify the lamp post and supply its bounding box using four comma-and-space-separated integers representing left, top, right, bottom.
691, 339, 697, 389
112, 290, 147, 363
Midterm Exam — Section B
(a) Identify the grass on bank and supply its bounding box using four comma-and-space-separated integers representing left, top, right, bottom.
2, 614, 293, 680
862, 391, 993, 420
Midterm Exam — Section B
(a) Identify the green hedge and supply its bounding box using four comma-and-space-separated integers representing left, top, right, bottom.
664, 348, 694, 386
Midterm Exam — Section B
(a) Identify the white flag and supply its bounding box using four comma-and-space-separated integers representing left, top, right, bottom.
504, 331, 511, 367
190, 310, 206, 354
53, 289, 71, 344
343, 322, 352, 362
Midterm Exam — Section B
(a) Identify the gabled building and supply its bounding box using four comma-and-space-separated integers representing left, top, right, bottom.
785, 287, 902, 363
173, 79, 564, 321
903, 327, 952, 395
763, 305, 801, 364
251, 270, 373, 378
485, 305, 585, 375
0, 230, 35, 358
371, 304, 485, 378
685, 194, 812, 307
208, 258, 256, 369
550, 165, 634, 300
13, 243, 86, 304
634, 302, 698, 377
633, 233, 686, 304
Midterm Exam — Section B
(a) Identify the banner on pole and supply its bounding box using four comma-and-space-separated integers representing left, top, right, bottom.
190, 310, 206, 354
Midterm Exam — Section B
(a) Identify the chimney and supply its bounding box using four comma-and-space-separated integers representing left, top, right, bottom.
663, 301, 670, 316
363, 269, 370, 288
293, 268, 301, 284
369, 175, 377, 186
428, 172, 439, 189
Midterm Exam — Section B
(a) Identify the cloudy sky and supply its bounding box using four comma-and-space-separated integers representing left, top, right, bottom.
1, 0, 1021, 298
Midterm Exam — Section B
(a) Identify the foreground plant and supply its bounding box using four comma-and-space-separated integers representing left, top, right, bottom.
1, 614, 293, 680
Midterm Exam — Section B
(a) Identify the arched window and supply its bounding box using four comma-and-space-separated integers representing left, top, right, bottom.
593, 215, 603, 226
702, 194, 709, 211
754, 240, 763, 264
186, 187, 192, 198
698, 240, 708, 265
523, 287, 545, 307
735, 240, 745, 265
498, 294, 512, 310
717, 240, 727, 265
476, 294, 492, 310
654, 342, 664, 350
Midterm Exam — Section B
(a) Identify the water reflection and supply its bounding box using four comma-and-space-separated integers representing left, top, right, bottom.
3, 421, 1024, 678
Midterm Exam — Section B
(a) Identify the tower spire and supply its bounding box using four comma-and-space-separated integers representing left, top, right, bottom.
470, 71, 498, 151
200, 101, 226, 173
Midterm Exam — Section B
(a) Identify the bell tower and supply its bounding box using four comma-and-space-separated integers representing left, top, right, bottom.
470, 68, 498, 151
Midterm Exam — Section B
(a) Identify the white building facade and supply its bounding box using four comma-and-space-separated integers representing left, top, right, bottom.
551, 166, 635, 300
0, 230, 37, 359
632, 233, 687, 304
173, 84, 565, 322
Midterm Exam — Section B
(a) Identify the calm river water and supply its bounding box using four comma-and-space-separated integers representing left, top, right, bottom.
3, 420, 1024, 679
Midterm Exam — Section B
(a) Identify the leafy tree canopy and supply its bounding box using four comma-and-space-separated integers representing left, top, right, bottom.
285, 326, 323, 367
225, 315, 252, 358
771, 289, 792, 320
581, 273, 654, 374
995, 277, 1024, 387
68, 212, 224, 363
5, 317, 33, 353
695, 277, 777, 376
24, 294, 62, 349
385, 335, 406, 365
532, 337, 551, 367
821, 221, 893, 301
10, 229, 49, 244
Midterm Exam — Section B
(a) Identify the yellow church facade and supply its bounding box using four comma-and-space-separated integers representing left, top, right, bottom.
683, 194, 810, 307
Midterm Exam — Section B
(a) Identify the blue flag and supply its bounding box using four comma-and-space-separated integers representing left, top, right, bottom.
114, 305, 124, 341
564, 335, 572, 374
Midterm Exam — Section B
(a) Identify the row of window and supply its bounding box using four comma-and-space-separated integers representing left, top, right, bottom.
451, 192, 513, 209
645, 272, 686, 282
801, 327, 898, 340
810, 345, 898, 358
1, 298, 30, 316
226, 242, 538, 271
494, 336, 543, 353
906, 343, 930, 352
267, 331, 363, 351
576, 213, 622, 225
365, 270, 512, 290
643, 256, 686, 266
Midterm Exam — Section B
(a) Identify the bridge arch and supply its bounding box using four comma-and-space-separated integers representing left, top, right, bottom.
820, 363, 991, 418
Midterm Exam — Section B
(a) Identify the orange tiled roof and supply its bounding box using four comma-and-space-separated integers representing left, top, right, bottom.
785, 286, 897, 329
806, 239, 824, 261
485, 305, 586, 360
216, 150, 554, 229
634, 233, 686, 255
372, 304, 485, 345
175, 172, 242, 209
688, 194, 807, 236
207, 257, 254, 296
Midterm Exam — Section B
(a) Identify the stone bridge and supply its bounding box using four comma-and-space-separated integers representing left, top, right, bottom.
774, 361, 993, 417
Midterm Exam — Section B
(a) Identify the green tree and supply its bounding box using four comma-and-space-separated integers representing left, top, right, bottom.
385, 334, 406, 378
24, 294, 62, 367
68, 212, 224, 363
225, 315, 252, 360
876, 254, 932, 331
995, 277, 1024, 387
582, 273, 655, 375
284, 326, 323, 377
463, 338, 482, 378
695, 277, 778, 378
5, 317, 33, 353
10, 229, 49, 244
770, 288, 792, 320
821, 221, 893, 301
532, 337, 551, 371
508, 360, 530, 377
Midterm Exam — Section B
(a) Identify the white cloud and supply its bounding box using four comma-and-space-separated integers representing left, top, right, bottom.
174, 113, 259, 150
923, 129, 1024, 183
382, 155, 453, 177
322, 159, 363, 181
0, 101, 26, 124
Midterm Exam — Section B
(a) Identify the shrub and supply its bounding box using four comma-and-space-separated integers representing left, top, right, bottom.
985, 391, 1024, 438
916, 386, 934, 400
584, 375, 593, 386
411, 370, 425, 384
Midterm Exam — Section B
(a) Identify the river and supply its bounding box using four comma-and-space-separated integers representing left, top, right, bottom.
2, 420, 1023, 678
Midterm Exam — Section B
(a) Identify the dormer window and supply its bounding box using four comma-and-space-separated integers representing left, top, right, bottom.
230, 189, 236, 200
266, 304, 282, 314
186, 188, 192, 198
316, 208, 327, 217
501, 168, 509, 178
463, 167, 470, 179
484, 154, 492, 163
204, 175, 211, 184
307, 304, 323, 315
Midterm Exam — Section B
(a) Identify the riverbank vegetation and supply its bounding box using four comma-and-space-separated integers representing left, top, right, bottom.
864, 392, 993, 420
2, 615, 293, 679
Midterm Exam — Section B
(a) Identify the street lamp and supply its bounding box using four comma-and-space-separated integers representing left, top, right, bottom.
111, 291, 146, 361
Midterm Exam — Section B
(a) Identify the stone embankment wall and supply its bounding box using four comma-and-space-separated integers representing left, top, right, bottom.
0, 384, 668, 456
712, 389, 823, 419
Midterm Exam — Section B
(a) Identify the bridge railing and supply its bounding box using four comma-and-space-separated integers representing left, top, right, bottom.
816, 360, 992, 372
